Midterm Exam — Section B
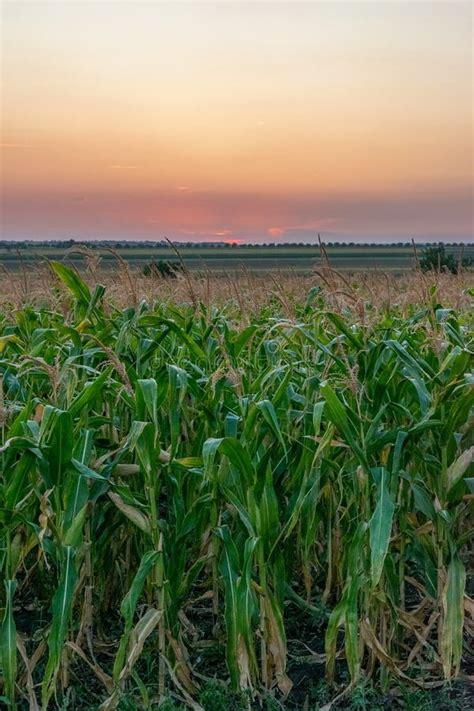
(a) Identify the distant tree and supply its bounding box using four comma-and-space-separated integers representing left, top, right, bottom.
142, 259, 183, 278
419, 243, 471, 274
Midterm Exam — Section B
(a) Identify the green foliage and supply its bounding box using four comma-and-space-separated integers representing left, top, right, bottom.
141, 259, 183, 278
419, 243, 471, 274
0, 281, 472, 709
155, 701, 186, 711
199, 680, 246, 711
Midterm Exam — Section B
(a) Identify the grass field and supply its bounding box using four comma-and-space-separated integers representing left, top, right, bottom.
1, 243, 473, 273
0, 265, 473, 710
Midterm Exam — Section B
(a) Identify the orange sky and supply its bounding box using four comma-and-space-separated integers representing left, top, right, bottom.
1, 1, 472, 242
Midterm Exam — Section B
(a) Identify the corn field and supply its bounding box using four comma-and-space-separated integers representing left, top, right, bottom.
0, 263, 473, 709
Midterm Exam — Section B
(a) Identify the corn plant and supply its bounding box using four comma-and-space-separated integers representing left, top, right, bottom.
0, 264, 472, 709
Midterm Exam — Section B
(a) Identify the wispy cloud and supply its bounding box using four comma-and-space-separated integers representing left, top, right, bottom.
213, 229, 233, 237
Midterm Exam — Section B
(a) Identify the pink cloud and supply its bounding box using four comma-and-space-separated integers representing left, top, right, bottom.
267, 227, 284, 237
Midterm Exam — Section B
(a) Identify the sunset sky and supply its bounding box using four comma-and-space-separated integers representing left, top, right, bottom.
1, 1, 472, 243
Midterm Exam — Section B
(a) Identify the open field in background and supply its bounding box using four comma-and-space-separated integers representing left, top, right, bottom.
1, 243, 474, 273
0, 264, 473, 710
1, 260, 474, 314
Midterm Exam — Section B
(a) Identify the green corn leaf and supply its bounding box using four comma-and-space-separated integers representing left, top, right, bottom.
320, 382, 369, 470
139, 316, 206, 360
235, 537, 258, 689
326, 312, 363, 349
259, 463, 280, 546
386, 339, 435, 378
257, 399, 287, 455
405, 372, 431, 415
41, 407, 73, 485
86, 283, 106, 318
203, 437, 255, 489
0, 580, 17, 707
133, 423, 157, 478
42, 546, 77, 708
345, 575, 360, 683
68, 367, 112, 418
63, 503, 88, 546
50, 261, 91, 307
369, 468, 395, 587
120, 550, 160, 625
440, 556, 466, 679
71, 458, 107, 481
136, 378, 158, 425
113, 550, 160, 683
224, 413, 240, 438
232, 325, 258, 357
312, 401, 325, 437
391, 430, 408, 476
325, 597, 346, 683
220, 486, 256, 537
0, 435, 38, 455
216, 525, 240, 688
